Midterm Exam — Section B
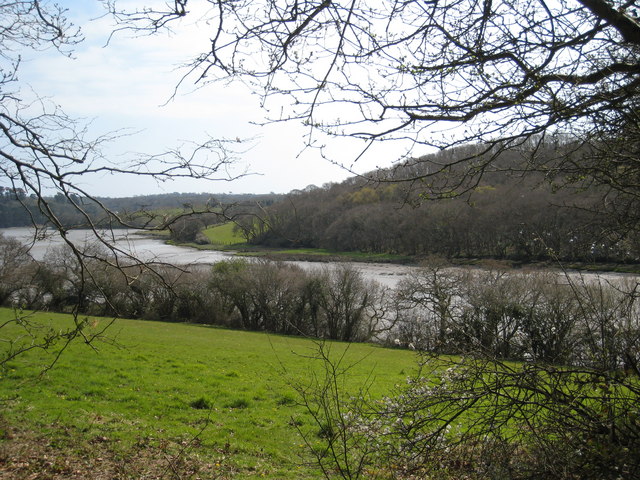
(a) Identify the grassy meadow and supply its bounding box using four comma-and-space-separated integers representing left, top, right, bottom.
203, 223, 246, 246
0, 308, 417, 478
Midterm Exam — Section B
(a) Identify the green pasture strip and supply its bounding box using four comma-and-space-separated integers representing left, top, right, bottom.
0, 309, 417, 479
203, 223, 246, 246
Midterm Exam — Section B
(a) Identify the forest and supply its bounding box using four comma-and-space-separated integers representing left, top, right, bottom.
236, 142, 640, 265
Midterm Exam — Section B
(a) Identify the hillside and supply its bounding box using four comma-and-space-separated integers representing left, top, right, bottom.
0, 308, 417, 479
2, 140, 639, 265
239, 144, 640, 264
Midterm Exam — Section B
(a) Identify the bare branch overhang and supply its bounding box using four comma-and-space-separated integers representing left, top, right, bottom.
577, 0, 640, 44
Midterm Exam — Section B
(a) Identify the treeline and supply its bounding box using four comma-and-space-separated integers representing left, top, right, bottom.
0, 188, 282, 229
0, 189, 107, 228
0, 234, 384, 342
2, 232, 638, 371
238, 144, 640, 263
98, 192, 281, 213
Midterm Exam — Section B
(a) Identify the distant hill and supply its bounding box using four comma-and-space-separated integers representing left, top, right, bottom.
0, 190, 283, 229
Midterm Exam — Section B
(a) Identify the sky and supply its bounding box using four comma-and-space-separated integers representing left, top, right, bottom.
15, 1, 412, 198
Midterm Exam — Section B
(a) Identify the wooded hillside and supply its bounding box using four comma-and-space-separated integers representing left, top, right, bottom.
241, 143, 640, 264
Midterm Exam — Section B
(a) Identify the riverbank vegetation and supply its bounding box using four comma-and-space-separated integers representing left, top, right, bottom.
2, 230, 638, 369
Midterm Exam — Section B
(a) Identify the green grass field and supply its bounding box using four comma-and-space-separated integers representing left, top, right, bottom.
0, 309, 417, 478
203, 223, 246, 246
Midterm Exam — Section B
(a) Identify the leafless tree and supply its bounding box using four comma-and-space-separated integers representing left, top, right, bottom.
106, 0, 640, 222
299, 270, 640, 479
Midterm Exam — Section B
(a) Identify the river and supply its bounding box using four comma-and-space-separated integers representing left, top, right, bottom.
0, 227, 417, 287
